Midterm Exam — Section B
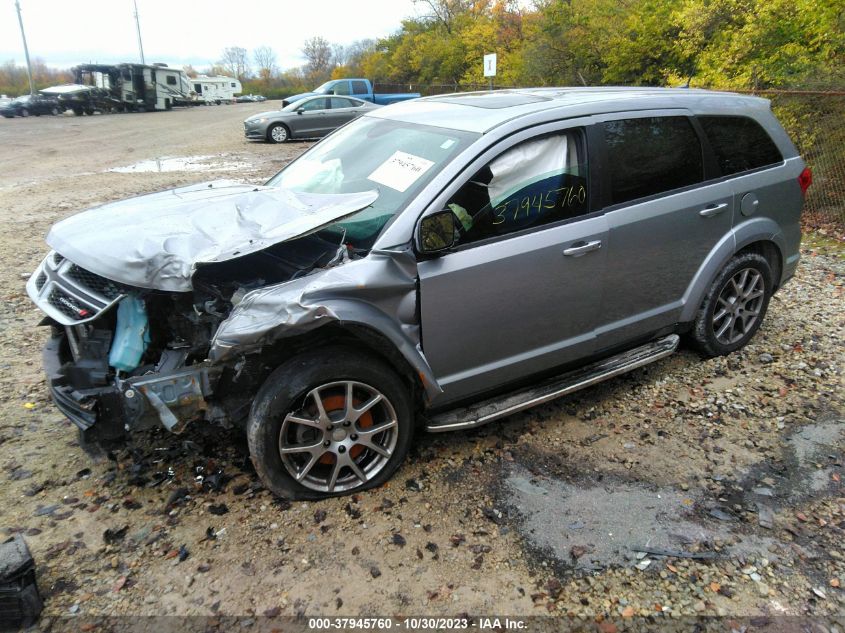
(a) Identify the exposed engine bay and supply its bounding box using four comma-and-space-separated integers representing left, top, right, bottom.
29, 231, 358, 448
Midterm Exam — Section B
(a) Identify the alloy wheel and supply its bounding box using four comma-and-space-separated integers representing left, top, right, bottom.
270, 126, 287, 142
278, 381, 398, 493
711, 267, 765, 345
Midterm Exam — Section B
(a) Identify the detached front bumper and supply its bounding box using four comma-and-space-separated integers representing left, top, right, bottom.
43, 328, 223, 446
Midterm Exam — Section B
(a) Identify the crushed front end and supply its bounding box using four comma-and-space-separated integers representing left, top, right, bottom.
27, 251, 228, 449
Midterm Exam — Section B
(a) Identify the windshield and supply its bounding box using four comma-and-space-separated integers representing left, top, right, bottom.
13, 95, 32, 103
266, 116, 478, 247
312, 81, 334, 95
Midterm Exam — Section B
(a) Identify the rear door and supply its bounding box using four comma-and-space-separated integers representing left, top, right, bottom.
327, 97, 361, 128
593, 111, 732, 349
417, 121, 607, 405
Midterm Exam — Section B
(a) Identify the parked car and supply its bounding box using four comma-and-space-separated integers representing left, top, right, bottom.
0, 94, 61, 117
27, 88, 809, 500
283, 78, 420, 107
244, 95, 380, 143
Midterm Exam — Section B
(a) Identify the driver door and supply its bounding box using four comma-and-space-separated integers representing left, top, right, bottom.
293, 97, 330, 136
417, 124, 607, 406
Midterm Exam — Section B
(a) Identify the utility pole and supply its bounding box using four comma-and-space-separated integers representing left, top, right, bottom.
14, 0, 35, 96
133, 0, 145, 65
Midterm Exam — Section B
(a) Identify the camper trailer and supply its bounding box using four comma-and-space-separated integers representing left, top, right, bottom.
191, 75, 242, 104
73, 63, 192, 112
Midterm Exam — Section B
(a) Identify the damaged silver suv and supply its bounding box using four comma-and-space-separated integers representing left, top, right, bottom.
28, 88, 810, 499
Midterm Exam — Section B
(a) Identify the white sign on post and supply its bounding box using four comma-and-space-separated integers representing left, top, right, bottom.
483, 53, 497, 78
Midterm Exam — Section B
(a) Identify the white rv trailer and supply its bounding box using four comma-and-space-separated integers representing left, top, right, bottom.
191, 75, 242, 104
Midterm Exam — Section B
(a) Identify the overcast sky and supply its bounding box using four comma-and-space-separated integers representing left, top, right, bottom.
1, 0, 421, 71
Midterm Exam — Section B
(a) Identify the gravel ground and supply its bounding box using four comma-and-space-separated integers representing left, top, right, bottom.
0, 106, 842, 626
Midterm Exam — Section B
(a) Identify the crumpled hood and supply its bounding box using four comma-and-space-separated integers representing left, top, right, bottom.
46, 180, 377, 292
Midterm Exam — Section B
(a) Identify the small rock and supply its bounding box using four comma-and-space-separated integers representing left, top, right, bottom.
103, 525, 129, 544
758, 505, 775, 529
208, 503, 228, 516
710, 507, 734, 522
369, 565, 381, 578
758, 353, 774, 364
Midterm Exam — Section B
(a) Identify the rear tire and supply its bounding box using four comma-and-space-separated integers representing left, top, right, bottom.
20, 108, 29, 117
267, 123, 289, 143
248, 346, 414, 500
689, 252, 773, 357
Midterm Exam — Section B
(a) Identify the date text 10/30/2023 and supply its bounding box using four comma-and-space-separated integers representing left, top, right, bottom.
308, 617, 528, 630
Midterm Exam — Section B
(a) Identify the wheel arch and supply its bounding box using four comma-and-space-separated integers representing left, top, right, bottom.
679, 217, 786, 323
211, 300, 442, 406
254, 322, 429, 408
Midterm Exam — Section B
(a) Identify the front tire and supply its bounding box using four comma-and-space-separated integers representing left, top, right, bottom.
20, 108, 29, 117
267, 123, 289, 143
248, 347, 414, 500
689, 252, 773, 357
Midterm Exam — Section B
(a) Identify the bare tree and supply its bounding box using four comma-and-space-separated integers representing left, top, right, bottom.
412, 0, 474, 34
302, 36, 333, 78
332, 43, 348, 68
253, 46, 277, 83
219, 46, 250, 80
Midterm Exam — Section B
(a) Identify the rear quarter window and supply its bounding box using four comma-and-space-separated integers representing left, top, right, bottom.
698, 116, 783, 176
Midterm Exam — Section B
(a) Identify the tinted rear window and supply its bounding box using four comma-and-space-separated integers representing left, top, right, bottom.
603, 117, 704, 205
699, 116, 783, 176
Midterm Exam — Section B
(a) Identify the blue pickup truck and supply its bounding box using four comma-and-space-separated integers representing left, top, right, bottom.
282, 78, 420, 107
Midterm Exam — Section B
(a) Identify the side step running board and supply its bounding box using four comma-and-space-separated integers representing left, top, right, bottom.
425, 334, 679, 433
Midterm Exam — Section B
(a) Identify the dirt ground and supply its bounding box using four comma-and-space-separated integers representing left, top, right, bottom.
0, 105, 843, 627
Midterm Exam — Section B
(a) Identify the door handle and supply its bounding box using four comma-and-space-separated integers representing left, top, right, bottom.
563, 240, 602, 257
699, 202, 729, 217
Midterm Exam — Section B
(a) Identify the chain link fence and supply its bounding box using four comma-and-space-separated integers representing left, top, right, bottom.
754, 90, 845, 229
374, 83, 845, 228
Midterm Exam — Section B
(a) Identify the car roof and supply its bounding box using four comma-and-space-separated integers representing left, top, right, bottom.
365, 87, 771, 134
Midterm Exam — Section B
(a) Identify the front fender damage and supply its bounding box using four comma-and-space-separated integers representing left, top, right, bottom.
208, 245, 442, 401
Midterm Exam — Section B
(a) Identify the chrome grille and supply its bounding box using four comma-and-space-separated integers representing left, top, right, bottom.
26, 251, 128, 326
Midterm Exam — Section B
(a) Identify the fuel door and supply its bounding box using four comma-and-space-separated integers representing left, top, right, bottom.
740, 192, 759, 217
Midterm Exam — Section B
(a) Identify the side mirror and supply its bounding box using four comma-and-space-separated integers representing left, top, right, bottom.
295, 107, 304, 114
418, 210, 458, 254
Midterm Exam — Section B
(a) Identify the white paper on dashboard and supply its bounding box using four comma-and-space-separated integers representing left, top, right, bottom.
367, 151, 434, 192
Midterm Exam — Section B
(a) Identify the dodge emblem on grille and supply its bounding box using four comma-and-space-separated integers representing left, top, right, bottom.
58, 295, 90, 317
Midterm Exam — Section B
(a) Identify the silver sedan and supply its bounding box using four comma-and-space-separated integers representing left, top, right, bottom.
243, 95, 380, 143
